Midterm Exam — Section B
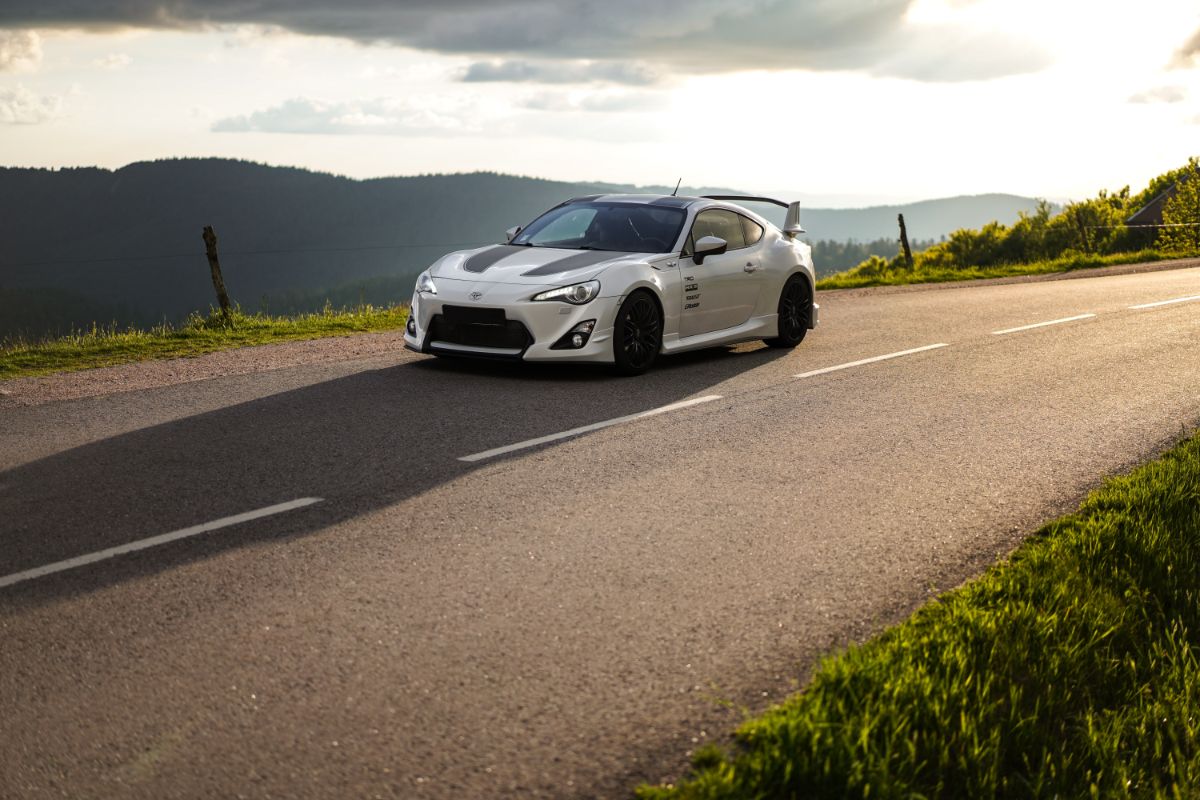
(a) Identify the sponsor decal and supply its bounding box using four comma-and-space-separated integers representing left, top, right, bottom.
684, 302, 700, 310
686, 293, 700, 301
685, 283, 699, 292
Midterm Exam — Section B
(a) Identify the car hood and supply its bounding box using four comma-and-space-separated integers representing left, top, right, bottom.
429, 244, 643, 285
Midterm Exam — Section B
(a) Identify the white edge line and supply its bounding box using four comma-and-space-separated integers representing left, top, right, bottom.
458, 395, 723, 463
991, 313, 1096, 336
793, 343, 950, 379
0, 497, 323, 589
1129, 294, 1200, 310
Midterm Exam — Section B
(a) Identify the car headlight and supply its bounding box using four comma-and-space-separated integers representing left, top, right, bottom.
532, 280, 600, 305
416, 271, 437, 295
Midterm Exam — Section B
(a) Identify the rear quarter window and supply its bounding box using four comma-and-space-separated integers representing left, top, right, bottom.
741, 216, 764, 246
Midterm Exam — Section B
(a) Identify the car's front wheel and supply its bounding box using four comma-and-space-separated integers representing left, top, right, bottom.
765, 274, 812, 348
613, 290, 662, 375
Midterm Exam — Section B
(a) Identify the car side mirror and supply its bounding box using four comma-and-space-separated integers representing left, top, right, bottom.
505, 225, 523, 243
693, 236, 727, 265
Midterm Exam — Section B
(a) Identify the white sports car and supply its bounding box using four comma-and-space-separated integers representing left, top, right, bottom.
404, 193, 818, 374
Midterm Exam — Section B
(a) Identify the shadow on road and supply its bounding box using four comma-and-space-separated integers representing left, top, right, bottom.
1, 344, 788, 608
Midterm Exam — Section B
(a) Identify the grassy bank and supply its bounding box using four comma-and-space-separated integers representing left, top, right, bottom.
816, 249, 1178, 290
0, 305, 409, 381
640, 431, 1200, 799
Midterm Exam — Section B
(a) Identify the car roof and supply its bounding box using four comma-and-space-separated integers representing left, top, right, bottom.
563, 193, 702, 209
561, 193, 787, 219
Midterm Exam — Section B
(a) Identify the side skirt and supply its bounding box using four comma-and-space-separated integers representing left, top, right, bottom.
661, 314, 778, 355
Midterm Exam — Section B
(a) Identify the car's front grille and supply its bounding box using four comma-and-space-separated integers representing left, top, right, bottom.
428, 306, 532, 352
441, 305, 508, 326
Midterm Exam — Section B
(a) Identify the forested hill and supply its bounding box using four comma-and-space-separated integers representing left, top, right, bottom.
0, 159, 1044, 338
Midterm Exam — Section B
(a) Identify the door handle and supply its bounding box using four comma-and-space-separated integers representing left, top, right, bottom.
744, 262, 758, 272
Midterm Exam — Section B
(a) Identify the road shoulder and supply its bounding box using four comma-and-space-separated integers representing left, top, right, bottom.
0, 330, 410, 408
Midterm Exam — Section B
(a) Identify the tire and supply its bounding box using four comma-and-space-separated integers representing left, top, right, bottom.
612, 290, 662, 375
765, 274, 812, 348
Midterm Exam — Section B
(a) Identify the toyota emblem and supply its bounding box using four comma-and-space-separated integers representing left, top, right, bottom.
469, 291, 483, 301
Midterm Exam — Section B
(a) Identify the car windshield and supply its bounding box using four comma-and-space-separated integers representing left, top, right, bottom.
512, 202, 687, 254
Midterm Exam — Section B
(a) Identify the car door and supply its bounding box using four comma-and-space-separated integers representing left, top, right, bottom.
678, 209, 765, 338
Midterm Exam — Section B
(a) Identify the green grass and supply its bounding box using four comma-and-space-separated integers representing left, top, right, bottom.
0, 304, 409, 381
816, 249, 1183, 290
640, 431, 1200, 799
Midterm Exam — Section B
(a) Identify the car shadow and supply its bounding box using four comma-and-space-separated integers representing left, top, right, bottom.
1, 343, 789, 608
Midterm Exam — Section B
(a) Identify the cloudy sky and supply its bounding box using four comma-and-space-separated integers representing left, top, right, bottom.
0, 0, 1198, 205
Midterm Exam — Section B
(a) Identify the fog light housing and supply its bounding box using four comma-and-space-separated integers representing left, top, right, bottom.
406, 314, 417, 336
550, 319, 596, 350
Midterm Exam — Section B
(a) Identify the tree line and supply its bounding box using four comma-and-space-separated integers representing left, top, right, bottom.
838, 158, 1200, 279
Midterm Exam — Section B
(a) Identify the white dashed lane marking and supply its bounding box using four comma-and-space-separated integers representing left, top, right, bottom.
0, 498, 324, 589
793, 343, 950, 379
1129, 294, 1200, 310
458, 395, 724, 463
991, 314, 1096, 336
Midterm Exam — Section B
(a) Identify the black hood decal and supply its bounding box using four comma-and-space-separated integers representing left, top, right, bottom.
464, 244, 525, 273
521, 250, 622, 277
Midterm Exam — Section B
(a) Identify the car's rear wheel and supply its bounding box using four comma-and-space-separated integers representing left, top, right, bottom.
765, 274, 811, 348
613, 290, 662, 375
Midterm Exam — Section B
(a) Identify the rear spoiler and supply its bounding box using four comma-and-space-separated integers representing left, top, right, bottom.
702, 195, 806, 238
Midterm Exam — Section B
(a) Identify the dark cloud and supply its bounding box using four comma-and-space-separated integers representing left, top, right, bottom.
462, 60, 659, 86
1171, 28, 1200, 69
0, 0, 1050, 82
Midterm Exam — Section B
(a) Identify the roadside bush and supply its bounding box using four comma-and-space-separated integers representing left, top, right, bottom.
826, 159, 1199, 282
1158, 163, 1200, 255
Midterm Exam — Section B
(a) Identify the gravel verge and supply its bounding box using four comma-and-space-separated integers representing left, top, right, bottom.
0, 330, 409, 409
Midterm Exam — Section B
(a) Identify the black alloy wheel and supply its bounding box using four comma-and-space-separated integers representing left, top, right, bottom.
765, 274, 812, 348
613, 290, 662, 375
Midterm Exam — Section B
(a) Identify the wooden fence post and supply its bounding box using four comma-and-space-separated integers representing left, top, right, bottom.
898, 213, 915, 270
202, 225, 233, 322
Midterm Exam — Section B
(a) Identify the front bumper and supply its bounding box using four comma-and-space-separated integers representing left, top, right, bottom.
404, 277, 622, 363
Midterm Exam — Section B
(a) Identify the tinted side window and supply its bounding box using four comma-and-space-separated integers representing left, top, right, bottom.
741, 216, 764, 246
690, 209, 747, 251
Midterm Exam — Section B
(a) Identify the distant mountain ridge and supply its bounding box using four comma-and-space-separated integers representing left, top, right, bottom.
797, 194, 1052, 243
0, 159, 1048, 338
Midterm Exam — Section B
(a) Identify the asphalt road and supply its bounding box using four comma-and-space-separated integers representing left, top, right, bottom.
2, 265, 1200, 799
